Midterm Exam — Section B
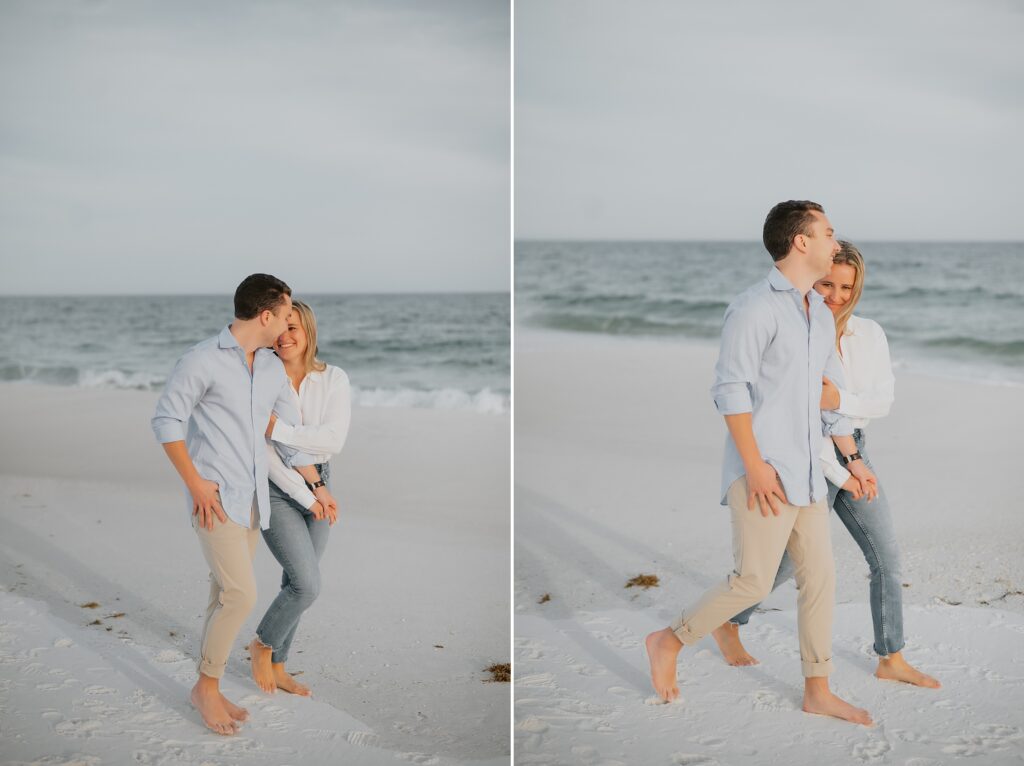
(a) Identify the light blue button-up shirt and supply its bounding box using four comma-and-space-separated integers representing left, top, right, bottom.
711, 268, 852, 506
151, 325, 316, 529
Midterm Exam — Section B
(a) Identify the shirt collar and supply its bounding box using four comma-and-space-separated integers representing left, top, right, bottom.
767, 267, 824, 305
218, 324, 241, 350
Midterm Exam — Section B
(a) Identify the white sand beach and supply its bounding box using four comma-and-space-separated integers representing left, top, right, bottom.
514, 330, 1024, 765
0, 383, 509, 765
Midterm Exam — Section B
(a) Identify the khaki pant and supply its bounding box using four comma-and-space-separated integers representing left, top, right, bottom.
194, 504, 260, 679
670, 477, 835, 677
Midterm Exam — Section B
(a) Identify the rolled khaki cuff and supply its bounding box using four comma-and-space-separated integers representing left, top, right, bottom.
801, 656, 833, 678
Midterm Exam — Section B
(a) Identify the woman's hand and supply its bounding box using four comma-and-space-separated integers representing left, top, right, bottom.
265, 412, 278, 439
313, 486, 339, 525
848, 461, 879, 502
840, 476, 864, 500
821, 377, 841, 410
308, 500, 326, 521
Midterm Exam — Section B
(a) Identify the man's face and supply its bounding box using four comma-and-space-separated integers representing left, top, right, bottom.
266, 295, 293, 343
802, 211, 841, 277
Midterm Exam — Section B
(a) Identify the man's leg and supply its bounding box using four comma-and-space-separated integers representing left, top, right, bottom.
787, 498, 871, 725
715, 551, 798, 665
192, 509, 259, 734
646, 477, 797, 700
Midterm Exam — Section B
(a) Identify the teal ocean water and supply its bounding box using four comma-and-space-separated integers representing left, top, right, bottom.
516, 241, 1024, 384
0, 293, 510, 413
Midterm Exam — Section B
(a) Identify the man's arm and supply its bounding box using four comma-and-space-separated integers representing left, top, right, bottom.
152, 354, 225, 530
711, 302, 787, 517
162, 441, 226, 529
724, 413, 790, 517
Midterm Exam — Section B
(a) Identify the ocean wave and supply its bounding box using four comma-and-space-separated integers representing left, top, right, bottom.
79, 369, 167, 390
352, 386, 509, 414
521, 311, 721, 338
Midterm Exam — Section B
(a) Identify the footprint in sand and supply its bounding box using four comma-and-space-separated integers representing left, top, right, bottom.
395, 754, 440, 765
53, 638, 73, 648
852, 738, 891, 761
670, 754, 719, 765
750, 689, 794, 712
345, 730, 382, 747
55, 718, 104, 738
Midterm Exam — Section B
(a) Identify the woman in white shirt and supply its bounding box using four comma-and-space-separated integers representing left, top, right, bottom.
717, 242, 940, 689
247, 300, 352, 695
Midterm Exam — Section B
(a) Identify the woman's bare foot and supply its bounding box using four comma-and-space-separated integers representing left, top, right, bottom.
711, 623, 759, 666
875, 652, 941, 688
645, 628, 683, 702
219, 693, 249, 721
190, 676, 238, 736
272, 663, 312, 696
248, 638, 276, 694
802, 677, 872, 726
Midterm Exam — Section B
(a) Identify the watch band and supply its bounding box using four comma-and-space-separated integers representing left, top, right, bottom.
840, 451, 862, 466
305, 479, 326, 491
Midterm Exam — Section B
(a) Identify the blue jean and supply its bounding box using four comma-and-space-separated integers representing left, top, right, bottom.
255, 463, 331, 664
730, 431, 905, 657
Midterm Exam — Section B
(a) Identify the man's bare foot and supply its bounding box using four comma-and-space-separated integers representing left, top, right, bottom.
711, 622, 759, 666
645, 628, 683, 702
220, 693, 249, 721
802, 678, 872, 726
190, 677, 238, 736
875, 652, 940, 688
248, 638, 276, 694
272, 663, 311, 696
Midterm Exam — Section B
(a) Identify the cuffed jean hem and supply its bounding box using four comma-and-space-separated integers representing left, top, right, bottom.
875, 640, 906, 658
801, 657, 833, 678
253, 631, 286, 663
198, 659, 227, 680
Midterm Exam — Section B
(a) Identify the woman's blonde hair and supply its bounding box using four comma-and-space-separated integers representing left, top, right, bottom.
829, 240, 866, 347
288, 299, 327, 373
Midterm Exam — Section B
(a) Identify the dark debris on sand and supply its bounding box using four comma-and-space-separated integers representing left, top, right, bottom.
485, 663, 511, 683
538, 593, 551, 604
80, 602, 100, 609
625, 574, 659, 590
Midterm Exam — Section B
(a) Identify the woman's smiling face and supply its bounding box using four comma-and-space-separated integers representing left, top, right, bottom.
274, 310, 308, 362
814, 262, 858, 317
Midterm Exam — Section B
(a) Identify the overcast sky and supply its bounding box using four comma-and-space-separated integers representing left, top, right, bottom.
516, 0, 1024, 241
0, 0, 509, 295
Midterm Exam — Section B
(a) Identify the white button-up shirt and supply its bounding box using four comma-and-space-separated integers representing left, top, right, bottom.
819, 314, 895, 487
267, 365, 352, 509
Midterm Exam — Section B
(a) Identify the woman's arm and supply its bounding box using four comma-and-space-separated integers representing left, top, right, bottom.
266, 441, 318, 510
271, 369, 352, 455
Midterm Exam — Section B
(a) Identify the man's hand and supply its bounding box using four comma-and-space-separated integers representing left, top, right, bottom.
847, 460, 878, 502
189, 478, 227, 530
266, 412, 278, 439
821, 376, 841, 410
313, 486, 339, 526
840, 475, 864, 500
745, 460, 790, 517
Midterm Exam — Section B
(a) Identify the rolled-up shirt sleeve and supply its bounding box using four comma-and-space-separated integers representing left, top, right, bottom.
271, 370, 352, 455
152, 353, 208, 443
821, 344, 853, 437
711, 303, 774, 414
819, 433, 851, 487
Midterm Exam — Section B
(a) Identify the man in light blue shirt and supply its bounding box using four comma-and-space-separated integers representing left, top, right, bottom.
152, 273, 319, 736
645, 202, 878, 726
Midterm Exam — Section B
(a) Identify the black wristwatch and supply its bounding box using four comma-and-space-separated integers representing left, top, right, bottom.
305, 478, 326, 491
840, 451, 863, 466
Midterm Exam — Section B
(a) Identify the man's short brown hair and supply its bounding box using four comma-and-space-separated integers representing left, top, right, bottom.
762, 200, 825, 262
233, 273, 292, 319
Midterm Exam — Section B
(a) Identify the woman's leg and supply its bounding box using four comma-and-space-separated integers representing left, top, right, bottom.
250, 487, 322, 692
831, 441, 939, 687
272, 511, 331, 668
